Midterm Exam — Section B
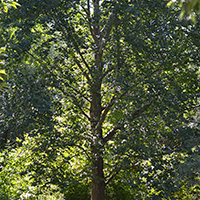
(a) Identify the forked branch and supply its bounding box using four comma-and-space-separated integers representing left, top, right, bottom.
103, 101, 153, 143
98, 91, 127, 129
105, 162, 140, 185
68, 84, 91, 103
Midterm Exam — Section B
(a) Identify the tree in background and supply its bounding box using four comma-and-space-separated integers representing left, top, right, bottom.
0, 0, 19, 92
0, 64, 60, 149
168, 0, 200, 20
1, 0, 200, 199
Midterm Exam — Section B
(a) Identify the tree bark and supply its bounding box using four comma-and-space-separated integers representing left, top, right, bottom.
91, 145, 105, 200
90, 1, 106, 199
90, 82, 105, 200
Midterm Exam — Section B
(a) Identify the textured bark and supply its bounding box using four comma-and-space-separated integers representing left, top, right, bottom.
90, 82, 105, 200
91, 146, 105, 200
90, 1, 108, 199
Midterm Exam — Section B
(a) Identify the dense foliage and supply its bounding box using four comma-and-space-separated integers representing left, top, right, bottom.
168, 0, 200, 20
0, 0, 199, 199
0, 0, 19, 92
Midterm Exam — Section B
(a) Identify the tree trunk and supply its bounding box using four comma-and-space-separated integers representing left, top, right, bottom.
91, 146, 105, 200
90, 82, 105, 200
90, 1, 105, 198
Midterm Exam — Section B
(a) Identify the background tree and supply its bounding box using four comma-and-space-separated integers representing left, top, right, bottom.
1, 0, 200, 199
0, 63, 60, 150
168, 0, 200, 20
0, 0, 19, 93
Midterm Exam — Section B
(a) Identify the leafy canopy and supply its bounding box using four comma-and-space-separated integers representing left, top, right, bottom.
1, 0, 200, 199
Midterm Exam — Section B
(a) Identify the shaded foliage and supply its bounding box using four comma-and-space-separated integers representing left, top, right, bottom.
0, 0, 199, 199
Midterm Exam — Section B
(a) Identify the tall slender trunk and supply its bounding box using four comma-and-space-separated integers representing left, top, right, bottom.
90, 82, 105, 200
90, 1, 105, 199
91, 145, 105, 200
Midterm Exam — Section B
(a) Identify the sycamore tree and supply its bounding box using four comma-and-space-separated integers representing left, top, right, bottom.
1, 0, 200, 199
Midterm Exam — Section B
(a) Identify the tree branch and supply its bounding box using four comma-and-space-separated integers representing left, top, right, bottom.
62, 22, 92, 75
72, 54, 91, 83
100, 11, 115, 41
105, 168, 120, 185
97, 91, 127, 131
87, 0, 90, 17
101, 66, 115, 81
60, 88, 90, 121
77, 9, 87, 20
71, 36, 91, 74
98, 95, 116, 127
75, 144, 92, 161
59, 46, 91, 83
103, 125, 122, 143
51, 12, 92, 79
68, 84, 91, 103
81, 1, 99, 44
89, 23, 99, 44
105, 162, 140, 185
103, 100, 153, 143
26, 51, 49, 66
75, 101, 91, 121
130, 101, 152, 120
92, 0, 100, 36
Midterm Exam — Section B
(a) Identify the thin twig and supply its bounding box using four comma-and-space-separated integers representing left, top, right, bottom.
75, 144, 92, 161
68, 23, 92, 74
105, 168, 121, 185
130, 101, 152, 120
72, 54, 91, 83
68, 84, 91, 103
51, 11, 92, 79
